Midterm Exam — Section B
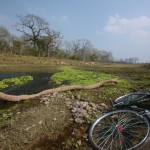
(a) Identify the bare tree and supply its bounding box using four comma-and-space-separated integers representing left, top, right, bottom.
12, 40, 24, 55
70, 39, 94, 61
0, 26, 11, 53
79, 39, 93, 61
0, 26, 9, 40
42, 29, 62, 57
71, 40, 82, 59
14, 14, 49, 49
97, 50, 113, 62
62, 41, 73, 58
125, 57, 139, 64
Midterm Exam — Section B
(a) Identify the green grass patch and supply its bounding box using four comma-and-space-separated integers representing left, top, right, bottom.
51, 66, 115, 85
0, 76, 33, 90
51, 66, 131, 87
51, 66, 132, 102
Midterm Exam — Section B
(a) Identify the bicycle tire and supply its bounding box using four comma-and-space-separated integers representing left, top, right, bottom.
88, 109, 150, 150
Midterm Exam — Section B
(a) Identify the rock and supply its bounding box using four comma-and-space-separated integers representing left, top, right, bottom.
41, 97, 49, 101
92, 105, 97, 111
100, 103, 108, 109
44, 101, 49, 105
64, 97, 70, 101
66, 101, 72, 107
69, 118, 74, 121
76, 101, 80, 105
39, 120, 43, 125
85, 105, 91, 111
73, 112, 81, 118
71, 95, 75, 99
82, 102, 88, 108
83, 134, 88, 139
72, 103, 79, 109
76, 94, 81, 100
71, 108, 77, 113
75, 118, 83, 124
89, 102, 96, 107
79, 109, 87, 117
84, 114, 89, 118
97, 105, 103, 110
17, 111, 21, 114
53, 92, 58, 96
25, 127, 31, 131
69, 101, 105, 124
57, 94, 63, 99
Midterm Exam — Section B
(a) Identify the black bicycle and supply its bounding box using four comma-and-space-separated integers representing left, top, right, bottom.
88, 91, 150, 150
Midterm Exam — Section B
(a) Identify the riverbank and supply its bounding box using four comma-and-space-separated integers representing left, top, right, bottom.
0, 92, 104, 149
0, 53, 143, 67
0, 54, 150, 149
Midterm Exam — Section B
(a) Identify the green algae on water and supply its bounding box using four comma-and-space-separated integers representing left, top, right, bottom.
0, 76, 33, 90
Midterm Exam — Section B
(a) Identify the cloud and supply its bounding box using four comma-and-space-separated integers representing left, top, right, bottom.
104, 15, 150, 40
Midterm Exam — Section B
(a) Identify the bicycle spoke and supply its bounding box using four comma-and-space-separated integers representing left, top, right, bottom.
89, 110, 150, 150
121, 133, 133, 149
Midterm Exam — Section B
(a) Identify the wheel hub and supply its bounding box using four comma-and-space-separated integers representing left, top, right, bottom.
117, 123, 123, 132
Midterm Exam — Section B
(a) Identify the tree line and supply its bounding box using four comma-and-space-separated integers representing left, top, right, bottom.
0, 14, 138, 63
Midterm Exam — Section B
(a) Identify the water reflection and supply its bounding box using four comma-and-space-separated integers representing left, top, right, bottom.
0, 65, 59, 94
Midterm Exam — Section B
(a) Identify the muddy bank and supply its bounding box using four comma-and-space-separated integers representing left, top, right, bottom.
0, 92, 95, 149
1, 92, 150, 150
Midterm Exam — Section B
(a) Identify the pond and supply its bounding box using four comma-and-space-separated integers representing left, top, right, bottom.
0, 65, 59, 114
0, 65, 59, 93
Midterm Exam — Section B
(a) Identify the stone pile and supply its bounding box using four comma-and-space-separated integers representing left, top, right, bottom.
69, 101, 108, 124
39, 93, 108, 124
39, 92, 67, 106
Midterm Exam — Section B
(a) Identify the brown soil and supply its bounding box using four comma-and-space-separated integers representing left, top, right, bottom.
1, 94, 150, 150
0, 95, 91, 150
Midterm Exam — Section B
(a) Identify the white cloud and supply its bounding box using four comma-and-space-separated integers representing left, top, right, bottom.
104, 15, 150, 40
105, 25, 125, 33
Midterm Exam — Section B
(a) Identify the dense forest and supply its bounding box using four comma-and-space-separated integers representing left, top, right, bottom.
0, 14, 139, 63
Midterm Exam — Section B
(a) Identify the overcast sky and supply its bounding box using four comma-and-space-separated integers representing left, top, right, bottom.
0, 0, 150, 62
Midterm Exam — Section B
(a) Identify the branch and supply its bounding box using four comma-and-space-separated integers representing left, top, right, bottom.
0, 79, 118, 102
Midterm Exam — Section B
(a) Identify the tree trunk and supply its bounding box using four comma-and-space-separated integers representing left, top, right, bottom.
0, 79, 117, 102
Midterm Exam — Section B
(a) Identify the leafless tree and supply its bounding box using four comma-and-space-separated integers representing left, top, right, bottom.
71, 39, 81, 59
62, 41, 73, 58
0, 26, 12, 53
70, 39, 94, 61
14, 14, 49, 49
79, 39, 93, 61
42, 29, 62, 57
98, 50, 114, 62
0, 26, 9, 40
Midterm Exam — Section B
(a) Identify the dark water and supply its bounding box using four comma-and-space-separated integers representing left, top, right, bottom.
1, 73, 55, 95
0, 65, 59, 113
0, 65, 59, 95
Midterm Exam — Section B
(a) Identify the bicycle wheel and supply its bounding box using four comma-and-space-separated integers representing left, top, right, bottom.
88, 109, 150, 150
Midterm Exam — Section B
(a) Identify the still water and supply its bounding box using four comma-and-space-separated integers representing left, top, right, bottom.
0, 65, 59, 95
0, 65, 59, 112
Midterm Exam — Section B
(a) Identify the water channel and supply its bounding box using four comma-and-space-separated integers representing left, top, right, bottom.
0, 65, 59, 114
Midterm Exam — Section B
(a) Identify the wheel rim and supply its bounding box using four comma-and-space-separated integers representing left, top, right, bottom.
90, 110, 150, 150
